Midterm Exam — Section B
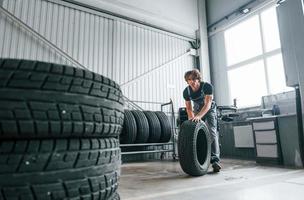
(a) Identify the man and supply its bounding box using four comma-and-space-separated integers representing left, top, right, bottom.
183, 69, 221, 173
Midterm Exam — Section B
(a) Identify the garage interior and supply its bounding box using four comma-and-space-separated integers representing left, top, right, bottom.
0, 0, 304, 199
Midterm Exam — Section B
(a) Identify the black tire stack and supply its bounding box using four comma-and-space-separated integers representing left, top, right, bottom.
120, 110, 172, 144
120, 110, 137, 144
131, 110, 150, 143
143, 111, 161, 143
0, 59, 124, 200
154, 111, 172, 143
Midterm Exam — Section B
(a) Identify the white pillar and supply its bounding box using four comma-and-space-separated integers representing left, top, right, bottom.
197, 0, 211, 82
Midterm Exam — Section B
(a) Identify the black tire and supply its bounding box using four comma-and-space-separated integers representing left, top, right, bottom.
143, 111, 161, 143
178, 120, 211, 176
154, 111, 172, 142
0, 138, 120, 200
109, 192, 120, 200
130, 110, 149, 143
120, 110, 137, 144
0, 59, 124, 139
177, 107, 188, 127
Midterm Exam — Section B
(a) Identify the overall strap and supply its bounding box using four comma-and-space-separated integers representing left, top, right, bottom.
200, 82, 205, 95
187, 86, 192, 100
187, 82, 205, 101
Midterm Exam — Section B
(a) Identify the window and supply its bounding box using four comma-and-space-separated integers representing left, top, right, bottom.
266, 54, 288, 94
228, 60, 267, 107
261, 7, 281, 52
225, 16, 262, 66
224, 6, 292, 108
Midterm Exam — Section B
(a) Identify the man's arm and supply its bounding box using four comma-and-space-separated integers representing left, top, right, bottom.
185, 100, 194, 119
191, 95, 213, 122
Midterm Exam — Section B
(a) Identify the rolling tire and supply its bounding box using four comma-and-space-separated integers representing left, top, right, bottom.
0, 59, 124, 139
0, 138, 120, 200
120, 110, 137, 144
154, 111, 172, 143
130, 110, 149, 143
143, 111, 161, 143
109, 192, 120, 200
178, 120, 211, 176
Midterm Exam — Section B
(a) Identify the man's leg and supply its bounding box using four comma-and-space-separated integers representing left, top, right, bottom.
205, 110, 221, 172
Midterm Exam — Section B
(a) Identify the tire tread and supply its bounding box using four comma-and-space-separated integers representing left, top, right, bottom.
0, 59, 124, 139
0, 138, 120, 200
178, 120, 211, 176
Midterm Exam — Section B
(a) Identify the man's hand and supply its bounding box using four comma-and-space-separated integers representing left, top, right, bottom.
190, 115, 202, 122
189, 95, 212, 123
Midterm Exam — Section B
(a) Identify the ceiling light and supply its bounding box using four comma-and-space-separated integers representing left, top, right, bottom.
240, 8, 251, 14
277, 0, 286, 5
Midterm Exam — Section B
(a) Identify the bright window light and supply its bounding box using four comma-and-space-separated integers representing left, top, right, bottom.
224, 15, 262, 66
267, 54, 293, 94
224, 5, 287, 108
228, 60, 267, 108
261, 7, 281, 52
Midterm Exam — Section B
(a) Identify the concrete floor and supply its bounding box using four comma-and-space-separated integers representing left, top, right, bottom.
118, 158, 304, 200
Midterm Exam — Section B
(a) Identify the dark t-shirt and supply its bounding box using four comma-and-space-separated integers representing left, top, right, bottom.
183, 82, 215, 113
183, 82, 213, 101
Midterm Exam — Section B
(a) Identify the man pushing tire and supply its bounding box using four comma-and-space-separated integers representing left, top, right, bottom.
181, 69, 221, 173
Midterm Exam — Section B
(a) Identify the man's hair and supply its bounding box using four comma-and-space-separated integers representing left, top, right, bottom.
184, 69, 201, 82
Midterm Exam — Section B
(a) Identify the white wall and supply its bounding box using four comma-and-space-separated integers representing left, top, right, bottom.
68, 0, 215, 91
209, 33, 231, 106
206, 0, 253, 26
198, 0, 211, 82
76, 0, 214, 89
72, 0, 199, 39
0, 0, 194, 112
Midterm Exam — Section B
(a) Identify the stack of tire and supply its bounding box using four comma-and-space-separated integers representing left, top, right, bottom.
120, 110, 172, 144
0, 59, 124, 200
177, 107, 188, 127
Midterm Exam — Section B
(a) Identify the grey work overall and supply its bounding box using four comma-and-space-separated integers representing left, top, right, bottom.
187, 85, 220, 163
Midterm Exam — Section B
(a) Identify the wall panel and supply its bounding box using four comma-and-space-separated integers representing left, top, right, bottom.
0, 0, 194, 112
114, 20, 193, 111
209, 33, 231, 106
114, 21, 193, 110
0, 0, 114, 77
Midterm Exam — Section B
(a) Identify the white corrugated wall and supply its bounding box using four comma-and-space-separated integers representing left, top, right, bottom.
0, 0, 194, 112
113, 20, 193, 111
0, 0, 114, 78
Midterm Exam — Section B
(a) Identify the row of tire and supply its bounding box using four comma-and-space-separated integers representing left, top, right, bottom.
0, 59, 123, 200
120, 110, 172, 144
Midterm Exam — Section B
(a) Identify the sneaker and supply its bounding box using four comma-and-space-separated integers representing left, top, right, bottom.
212, 162, 221, 173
